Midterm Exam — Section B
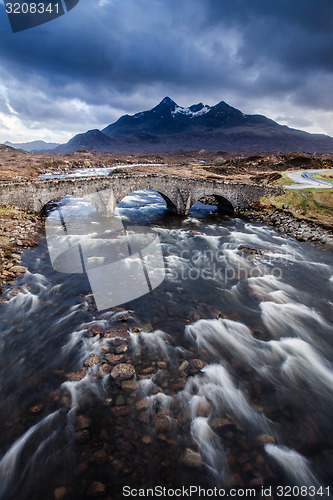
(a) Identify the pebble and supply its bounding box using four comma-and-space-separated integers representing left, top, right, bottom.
89, 449, 108, 464
189, 359, 207, 373
115, 344, 128, 354
104, 353, 124, 365
75, 415, 91, 431
28, 403, 43, 414
210, 417, 235, 431
97, 363, 112, 377
156, 415, 171, 432
140, 366, 155, 374
110, 363, 135, 381
86, 481, 106, 497
75, 429, 90, 442
182, 448, 203, 468
136, 398, 152, 411
142, 435, 154, 445
83, 354, 99, 367
195, 401, 210, 417
88, 324, 103, 336
66, 367, 87, 381
115, 395, 125, 406
110, 406, 130, 417
229, 473, 244, 487
104, 324, 130, 340
9, 265, 28, 274
53, 487, 67, 500
257, 434, 276, 444
121, 379, 139, 391
178, 360, 189, 372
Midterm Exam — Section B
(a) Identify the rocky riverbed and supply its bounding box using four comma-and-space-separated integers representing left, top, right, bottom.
0, 207, 43, 291
245, 206, 333, 248
61, 313, 277, 497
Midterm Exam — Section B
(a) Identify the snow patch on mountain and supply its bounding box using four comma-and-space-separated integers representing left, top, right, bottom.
172, 105, 211, 118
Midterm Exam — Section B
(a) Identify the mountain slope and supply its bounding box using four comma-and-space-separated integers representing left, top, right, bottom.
4, 140, 60, 152
54, 97, 333, 154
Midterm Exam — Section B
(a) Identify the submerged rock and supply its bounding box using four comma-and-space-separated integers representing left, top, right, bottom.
53, 487, 67, 500
121, 379, 139, 391
104, 324, 130, 340
28, 403, 43, 414
66, 367, 87, 381
110, 363, 135, 381
136, 398, 152, 411
237, 245, 264, 255
189, 359, 207, 374
110, 405, 130, 417
257, 434, 276, 444
182, 448, 203, 468
75, 415, 91, 431
104, 353, 125, 365
88, 324, 103, 337
178, 360, 189, 372
86, 481, 106, 496
83, 354, 99, 367
210, 417, 235, 431
97, 363, 112, 377
115, 344, 128, 354
9, 265, 28, 274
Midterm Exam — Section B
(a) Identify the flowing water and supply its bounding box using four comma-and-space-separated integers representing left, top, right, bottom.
0, 191, 332, 499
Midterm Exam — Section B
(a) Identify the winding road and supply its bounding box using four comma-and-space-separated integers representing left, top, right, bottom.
286, 169, 333, 189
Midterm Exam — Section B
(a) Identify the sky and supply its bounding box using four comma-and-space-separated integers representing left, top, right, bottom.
0, 0, 332, 144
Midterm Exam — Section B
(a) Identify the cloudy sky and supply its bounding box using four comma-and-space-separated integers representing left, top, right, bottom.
0, 0, 332, 143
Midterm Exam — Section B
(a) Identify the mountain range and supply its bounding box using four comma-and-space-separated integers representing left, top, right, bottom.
9, 98, 333, 154
4, 140, 60, 152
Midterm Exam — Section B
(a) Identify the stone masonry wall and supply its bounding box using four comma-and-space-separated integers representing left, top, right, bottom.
0, 174, 283, 215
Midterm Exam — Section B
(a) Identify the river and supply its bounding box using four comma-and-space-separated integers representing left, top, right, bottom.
0, 190, 332, 499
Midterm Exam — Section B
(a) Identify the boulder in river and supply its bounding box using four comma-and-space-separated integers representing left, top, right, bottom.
189, 359, 207, 374
88, 324, 103, 337
9, 265, 28, 274
104, 323, 130, 340
110, 363, 135, 381
84, 354, 99, 367
104, 353, 125, 365
97, 363, 112, 377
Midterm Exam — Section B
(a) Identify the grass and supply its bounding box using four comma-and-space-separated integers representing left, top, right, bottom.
259, 188, 333, 226
313, 173, 333, 182
273, 176, 294, 186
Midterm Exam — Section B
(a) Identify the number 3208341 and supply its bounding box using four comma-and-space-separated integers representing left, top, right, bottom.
5, 3, 60, 14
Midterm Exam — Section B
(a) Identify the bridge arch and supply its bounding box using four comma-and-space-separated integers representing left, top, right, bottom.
115, 188, 178, 214
191, 194, 235, 215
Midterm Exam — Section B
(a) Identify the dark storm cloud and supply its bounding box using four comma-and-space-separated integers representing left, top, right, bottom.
0, 0, 332, 138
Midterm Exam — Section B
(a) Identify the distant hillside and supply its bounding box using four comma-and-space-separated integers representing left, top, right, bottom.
4, 140, 60, 152
53, 97, 333, 154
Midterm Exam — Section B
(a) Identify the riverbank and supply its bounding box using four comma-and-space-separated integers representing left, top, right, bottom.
245, 206, 333, 248
0, 207, 44, 291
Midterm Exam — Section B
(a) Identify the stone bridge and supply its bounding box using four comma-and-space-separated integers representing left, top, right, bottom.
0, 173, 283, 215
